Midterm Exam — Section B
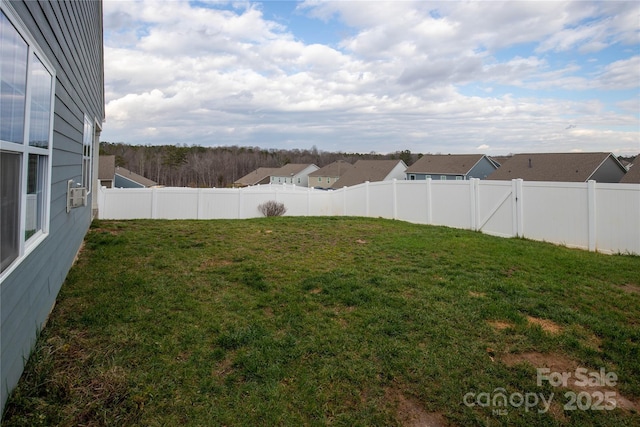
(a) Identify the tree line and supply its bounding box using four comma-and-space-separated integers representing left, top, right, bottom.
99, 142, 421, 188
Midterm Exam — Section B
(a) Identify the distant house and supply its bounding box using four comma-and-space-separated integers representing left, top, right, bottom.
269, 164, 319, 187
487, 153, 627, 183
98, 155, 157, 188
98, 155, 116, 188
307, 160, 354, 189
620, 155, 640, 184
331, 160, 407, 188
234, 167, 280, 187
405, 154, 498, 181
114, 167, 158, 188
1, 0, 104, 413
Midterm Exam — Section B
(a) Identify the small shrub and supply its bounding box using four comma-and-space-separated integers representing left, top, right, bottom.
258, 200, 286, 217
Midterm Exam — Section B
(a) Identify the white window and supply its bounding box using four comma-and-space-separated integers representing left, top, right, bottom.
1, 8, 55, 276
318, 177, 322, 182
425, 175, 431, 179
440, 176, 447, 180
82, 115, 93, 193
456, 176, 463, 181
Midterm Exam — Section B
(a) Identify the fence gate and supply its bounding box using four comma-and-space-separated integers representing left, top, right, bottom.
474, 179, 523, 238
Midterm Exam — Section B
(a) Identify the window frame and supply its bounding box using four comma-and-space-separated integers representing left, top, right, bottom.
82, 115, 93, 194
1, 4, 55, 280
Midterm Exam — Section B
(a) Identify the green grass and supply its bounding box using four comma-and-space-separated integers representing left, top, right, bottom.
3, 217, 639, 426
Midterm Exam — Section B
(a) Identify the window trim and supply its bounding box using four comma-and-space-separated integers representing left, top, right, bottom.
82, 115, 93, 194
1, 4, 55, 281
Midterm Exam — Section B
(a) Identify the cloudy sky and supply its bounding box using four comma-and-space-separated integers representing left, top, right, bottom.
101, 0, 640, 155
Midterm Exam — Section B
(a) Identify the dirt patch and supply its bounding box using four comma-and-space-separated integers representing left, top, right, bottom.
385, 388, 448, 427
309, 288, 322, 294
214, 354, 235, 377
502, 267, 518, 277
620, 283, 640, 295
502, 351, 577, 373
501, 352, 639, 412
487, 320, 513, 331
526, 316, 562, 335
468, 291, 485, 298
356, 239, 367, 244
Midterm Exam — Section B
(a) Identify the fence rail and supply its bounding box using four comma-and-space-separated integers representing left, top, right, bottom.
97, 180, 640, 255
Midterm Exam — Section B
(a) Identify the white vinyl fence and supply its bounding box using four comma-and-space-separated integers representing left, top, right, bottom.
97, 180, 640, 255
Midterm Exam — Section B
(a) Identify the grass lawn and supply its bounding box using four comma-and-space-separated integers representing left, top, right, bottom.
2, 217, 639, 426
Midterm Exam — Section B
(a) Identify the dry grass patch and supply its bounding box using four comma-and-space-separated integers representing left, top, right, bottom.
501, 352, 640, 412
385, 387, 449, 427
620, 283, 640, 295
488, 320, 514, 331
526, 316, 562, 335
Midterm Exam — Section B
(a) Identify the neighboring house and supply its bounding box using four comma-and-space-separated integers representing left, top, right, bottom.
331, 160, 407, 188
98, 155, 116, 188
620, 156, 640, 184
307, 160, 354, 189
487, 152, 627, 183
1, 0, 104, 414
98, 155, 157, 188
269, 163, 319, 187
234, 167, 280, 187
114, 166, 158, 188
405, 154, 498, 181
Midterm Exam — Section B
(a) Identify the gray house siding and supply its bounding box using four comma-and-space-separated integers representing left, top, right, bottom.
115, 174, 145, 188
468, 157, 498, 179
1, 0, 104, 414
589, 156, 627, 183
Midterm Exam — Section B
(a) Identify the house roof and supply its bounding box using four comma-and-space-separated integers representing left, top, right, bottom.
620, 156, 640, 183
272, 163, 317, 177
405, 154, 487, 175
308, 160, 354, 177
487, 152, 623, 182
234, 167, 280, 186
98, 155, 116, 180
331, 160, 406, 188
489, 156, 511, 167
115, 166, 157, 187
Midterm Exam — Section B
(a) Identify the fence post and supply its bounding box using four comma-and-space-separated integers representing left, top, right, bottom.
307, 187, 311, 216
588, 180, 596, 251
365, 181, 370, 217
426, 178, 432, 224
238, 187, 243, 219
151, 187, 158, 219
197, 188, 203, 219
97, 186, 105, 219
511, 179, 524, 237
343, 187, 347, 216
393, 179, 398, 219
469, 178, 479, 231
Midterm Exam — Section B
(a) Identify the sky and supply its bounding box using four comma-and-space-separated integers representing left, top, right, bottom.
101, 0, 640, 155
